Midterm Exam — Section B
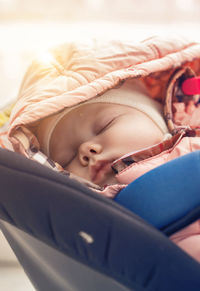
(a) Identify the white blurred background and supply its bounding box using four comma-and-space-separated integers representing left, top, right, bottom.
1, 0, 200, 290
0, 0, 200, 107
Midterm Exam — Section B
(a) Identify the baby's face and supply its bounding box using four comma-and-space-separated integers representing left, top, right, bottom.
49, 103, 164, 187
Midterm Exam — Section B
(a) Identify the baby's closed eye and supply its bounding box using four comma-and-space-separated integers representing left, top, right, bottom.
95, 117, 117, 135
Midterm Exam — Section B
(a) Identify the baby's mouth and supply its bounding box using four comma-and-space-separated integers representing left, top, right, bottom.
90, 160, 114, 185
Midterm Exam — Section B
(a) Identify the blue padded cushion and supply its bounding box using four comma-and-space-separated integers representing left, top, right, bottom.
115, 151, 200, 229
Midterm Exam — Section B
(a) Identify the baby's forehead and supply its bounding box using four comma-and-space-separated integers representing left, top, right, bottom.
77, 101, 126, 113
75, 102, 109, 116
75, 102, 135, 122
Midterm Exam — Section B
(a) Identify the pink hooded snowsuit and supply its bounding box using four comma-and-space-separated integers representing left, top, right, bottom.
2, 35, 200, 263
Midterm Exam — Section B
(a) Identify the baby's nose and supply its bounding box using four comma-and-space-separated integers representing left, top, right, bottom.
78, 142, 102, 166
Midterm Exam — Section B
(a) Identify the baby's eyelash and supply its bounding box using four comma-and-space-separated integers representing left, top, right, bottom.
97, 118, 115, 134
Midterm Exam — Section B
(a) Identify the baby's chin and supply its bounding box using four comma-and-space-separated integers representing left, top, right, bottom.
69, 170, 118, 189
97, 174, 119, 188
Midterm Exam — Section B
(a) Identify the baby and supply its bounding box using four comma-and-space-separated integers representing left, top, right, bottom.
2, 36, 200, 263
36, 79, 169, 188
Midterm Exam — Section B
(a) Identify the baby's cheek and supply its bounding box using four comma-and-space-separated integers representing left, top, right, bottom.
65, 160, 88, 180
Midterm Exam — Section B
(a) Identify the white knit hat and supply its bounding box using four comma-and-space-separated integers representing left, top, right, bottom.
40, 79, 169, 156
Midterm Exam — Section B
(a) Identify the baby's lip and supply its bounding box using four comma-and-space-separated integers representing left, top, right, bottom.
90, 160, 113, 184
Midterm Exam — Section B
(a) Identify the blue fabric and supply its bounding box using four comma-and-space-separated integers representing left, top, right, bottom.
115, 151, 200, 229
